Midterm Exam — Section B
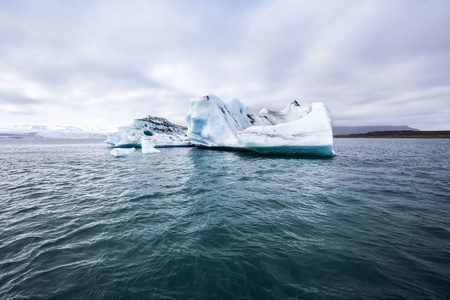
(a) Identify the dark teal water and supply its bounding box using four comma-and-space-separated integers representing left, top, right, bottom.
1, 139, 449, 299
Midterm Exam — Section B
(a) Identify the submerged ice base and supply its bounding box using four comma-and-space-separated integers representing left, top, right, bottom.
243, 146, 334, 156
186, 94, 334, 156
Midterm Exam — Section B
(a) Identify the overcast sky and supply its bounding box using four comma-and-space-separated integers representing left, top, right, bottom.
0, 0, 449, 130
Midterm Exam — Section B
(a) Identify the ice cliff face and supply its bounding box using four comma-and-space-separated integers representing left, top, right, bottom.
105, 116, 191, 148
186, 95, 265, 148
186, 94, 334, 156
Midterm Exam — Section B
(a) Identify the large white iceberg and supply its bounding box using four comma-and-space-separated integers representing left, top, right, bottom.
186, 94, 334, 156
106, 94, 334, 157
105, 116, 191, 148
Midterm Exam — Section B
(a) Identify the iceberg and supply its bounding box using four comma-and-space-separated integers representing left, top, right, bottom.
110, 147, 136, 157
186, 94, 334, 156
106, 94, 334, 157
105, 116, 191, 148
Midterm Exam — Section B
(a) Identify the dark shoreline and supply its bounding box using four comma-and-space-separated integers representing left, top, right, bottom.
334, 130, 450, 139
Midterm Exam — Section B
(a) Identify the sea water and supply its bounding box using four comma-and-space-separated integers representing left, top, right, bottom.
0, 139, 449, 299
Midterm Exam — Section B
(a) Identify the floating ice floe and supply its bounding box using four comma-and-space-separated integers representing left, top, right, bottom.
186, 94, 334, 156
105, 116, 191, 148
110, 147, 136, 157
141, 139, 161, 154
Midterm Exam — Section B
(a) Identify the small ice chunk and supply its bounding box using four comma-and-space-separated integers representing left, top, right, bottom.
110, 147, 136, 157
141, 139, 160, 154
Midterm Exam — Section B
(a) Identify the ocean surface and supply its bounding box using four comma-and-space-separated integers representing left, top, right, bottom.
0, 138, 449, 299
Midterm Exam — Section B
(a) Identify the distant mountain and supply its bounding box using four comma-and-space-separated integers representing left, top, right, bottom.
13, 124, 85, 132
0, 125, 107, 140
0, 132, 43, 139
333, 125, 419, 135
335, 130, 450, 139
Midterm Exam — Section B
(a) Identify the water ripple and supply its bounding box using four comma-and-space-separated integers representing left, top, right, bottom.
0, 139, 449, 299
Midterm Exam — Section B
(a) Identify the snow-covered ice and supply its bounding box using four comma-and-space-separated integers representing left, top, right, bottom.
186, 94, 334, 156
237, 102, 334, 155
110, 147, 136, 157
0, 124, 106, 139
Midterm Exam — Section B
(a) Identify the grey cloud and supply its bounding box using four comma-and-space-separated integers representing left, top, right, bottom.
0, 92, 42, 105
0, 0, 449, 129
0, 92, 42, 115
